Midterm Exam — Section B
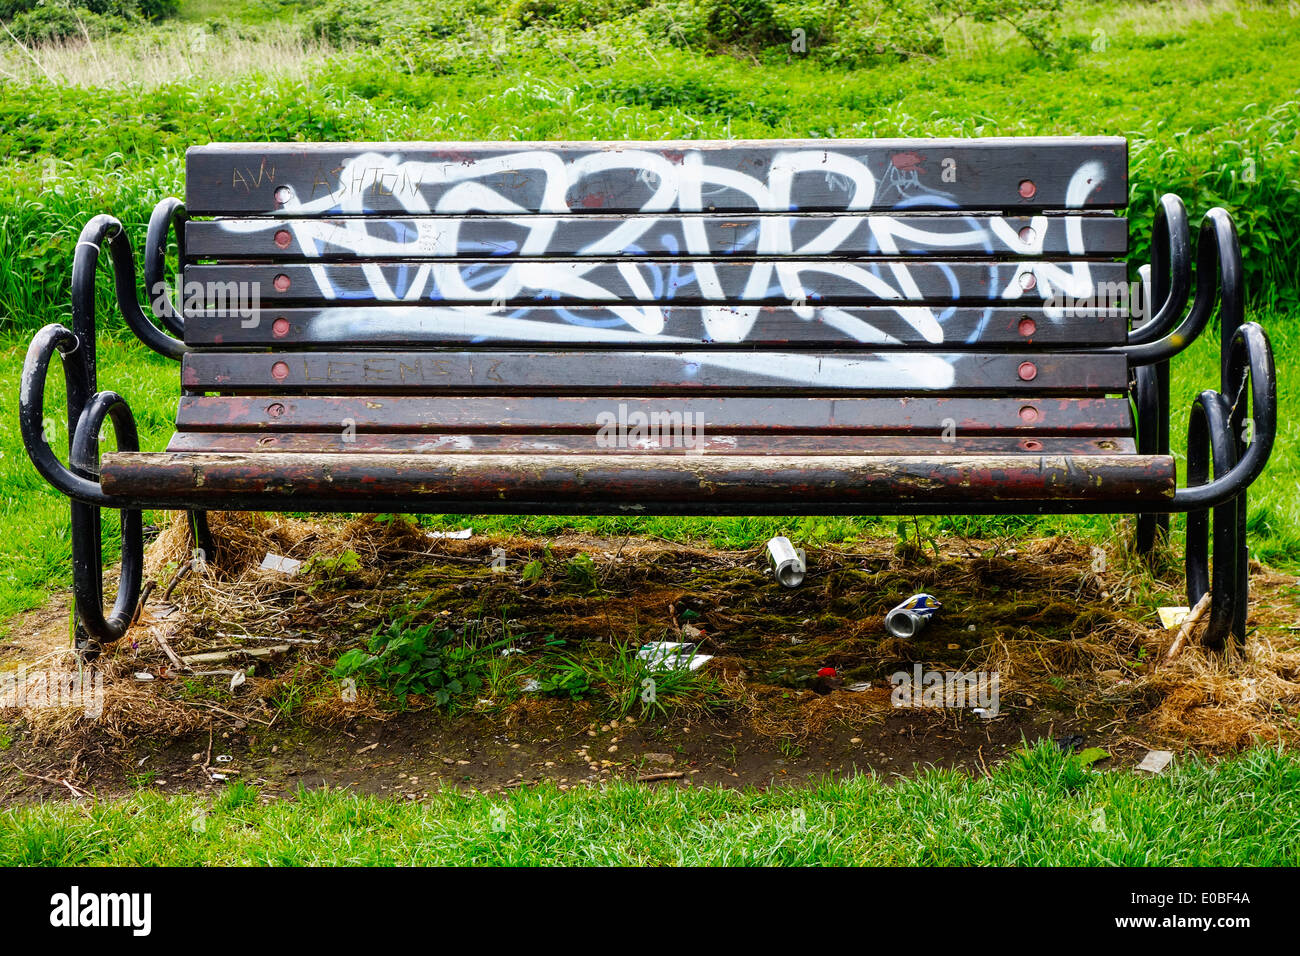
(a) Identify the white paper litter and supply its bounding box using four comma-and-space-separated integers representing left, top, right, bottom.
1157, 606, 1191, 629
260, 553, 302, 575
637, 641, 712, 672
1136, 750, 1174, 774
428, 528, 473, 539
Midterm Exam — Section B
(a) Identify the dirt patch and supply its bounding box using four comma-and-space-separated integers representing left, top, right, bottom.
0, 594, 73, 669
2, 513, 1297, 803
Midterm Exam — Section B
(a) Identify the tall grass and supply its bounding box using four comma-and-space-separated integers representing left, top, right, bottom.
0, 18, 336, 88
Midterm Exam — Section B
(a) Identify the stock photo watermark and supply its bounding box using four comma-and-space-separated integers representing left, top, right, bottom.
151, 275, 261, 328
1, 666, 104, 719
890, 664, 1000, 716
595, 402, 705, 451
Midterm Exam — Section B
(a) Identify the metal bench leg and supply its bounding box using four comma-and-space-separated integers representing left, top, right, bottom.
68, 391, 145, 660
188, 510, 217, 567
70, 497, 143, 661
1185, 391, 1242, 650
1133, 364, 1166, 556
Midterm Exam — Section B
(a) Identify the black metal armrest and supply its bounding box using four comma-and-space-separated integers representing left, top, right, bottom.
1172, 322, 1276, 510
21, 201, 184, 503
144, 197, 188, 340
19, 325, 141, 506
1121, 207, 1240, 366
75, 204, 188, 361
1126, 193, 1191, 349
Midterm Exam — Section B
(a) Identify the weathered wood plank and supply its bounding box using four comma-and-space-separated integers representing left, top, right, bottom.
185, 138, 1128, 215
182, 304, 1128, 348
180, 350, 1128, 394
184, 214, 1128, 259
183, 260, 1131, 306
175, 395, 1135, 435
100, 451, 1175, 504
165, 432, 1136, 456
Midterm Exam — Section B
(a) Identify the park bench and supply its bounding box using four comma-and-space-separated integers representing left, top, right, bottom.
20, 137, 1275, 657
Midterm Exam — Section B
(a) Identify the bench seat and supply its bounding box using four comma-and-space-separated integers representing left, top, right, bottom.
99, 452, 1177, 512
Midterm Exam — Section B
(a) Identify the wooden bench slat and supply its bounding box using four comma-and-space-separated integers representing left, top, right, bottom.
185, 138, 1127, 215
183, 305, 1128, 348
184, 214, 1127, 260
184, 260, 1131, 306
180, 350, 1129, 395
166, 432, 1136, 456
100, 451, 1174, 505
175, 395, 1134, 435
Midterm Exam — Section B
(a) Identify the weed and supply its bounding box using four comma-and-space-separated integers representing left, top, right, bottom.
331, 610, 511, 707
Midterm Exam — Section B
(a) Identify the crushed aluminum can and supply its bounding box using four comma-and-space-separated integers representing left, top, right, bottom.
885, 593, 942, 638
766, 536, 807, 588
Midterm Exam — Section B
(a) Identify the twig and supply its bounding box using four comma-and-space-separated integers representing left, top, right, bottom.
130, 580, 156, 627
1165, 592, 1213, 661
196, 727, 214, 781
636, 771, 685, 782
160, 559, 194, 604
598, 534, 631, 585
398, 548, 482, 565
17, 766, 89, 798
182, 700, 273, 726
152, 624, 188, 673
181, 644, 290, 665
216, 632, 320, 644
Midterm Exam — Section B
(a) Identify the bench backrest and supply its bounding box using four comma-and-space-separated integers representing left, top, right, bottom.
172, 137, 1135, 457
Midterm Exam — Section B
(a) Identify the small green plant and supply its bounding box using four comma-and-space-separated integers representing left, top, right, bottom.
531, 654, 595, 700
591, 641, 725, 718
302, 549, 364, 589
894, 516, 941, 562
127, 770, 158, 788
268, 673, 308, 719
564, 553, 600, 591
331, 615, 510, 707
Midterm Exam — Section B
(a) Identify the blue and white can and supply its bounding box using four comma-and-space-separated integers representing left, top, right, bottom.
885, 593, 942, 638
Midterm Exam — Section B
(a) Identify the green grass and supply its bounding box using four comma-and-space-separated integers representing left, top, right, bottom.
3, 742, 1297, 864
